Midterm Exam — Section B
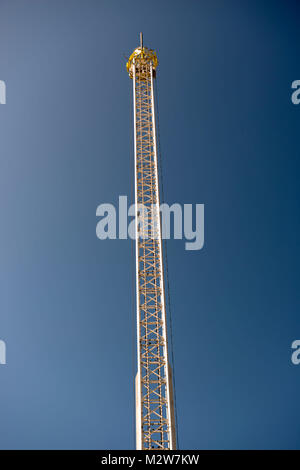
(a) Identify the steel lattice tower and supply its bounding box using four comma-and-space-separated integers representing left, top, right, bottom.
127, 33, 177, 450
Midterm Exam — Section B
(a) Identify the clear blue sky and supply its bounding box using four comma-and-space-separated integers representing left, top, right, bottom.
0, 0, 299, 449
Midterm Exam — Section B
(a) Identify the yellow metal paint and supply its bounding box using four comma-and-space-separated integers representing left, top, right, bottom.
126, 46, 158, 78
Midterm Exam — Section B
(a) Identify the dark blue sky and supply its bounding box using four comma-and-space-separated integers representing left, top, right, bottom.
0, 0, 300, 449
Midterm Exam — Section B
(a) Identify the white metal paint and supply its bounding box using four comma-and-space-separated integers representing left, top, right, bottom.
133, 61, 142, 450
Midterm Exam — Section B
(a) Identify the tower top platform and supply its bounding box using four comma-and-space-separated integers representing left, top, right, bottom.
126, 34, 158, 79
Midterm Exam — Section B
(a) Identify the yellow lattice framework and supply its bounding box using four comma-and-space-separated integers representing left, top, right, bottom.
128, 33, 176, 450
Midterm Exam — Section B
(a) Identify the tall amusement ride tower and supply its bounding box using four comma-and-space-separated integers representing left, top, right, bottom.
127, 33, 177, 450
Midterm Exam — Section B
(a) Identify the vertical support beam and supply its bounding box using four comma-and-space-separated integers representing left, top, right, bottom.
133, 61, 142, 450
150, 65, 176, 450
